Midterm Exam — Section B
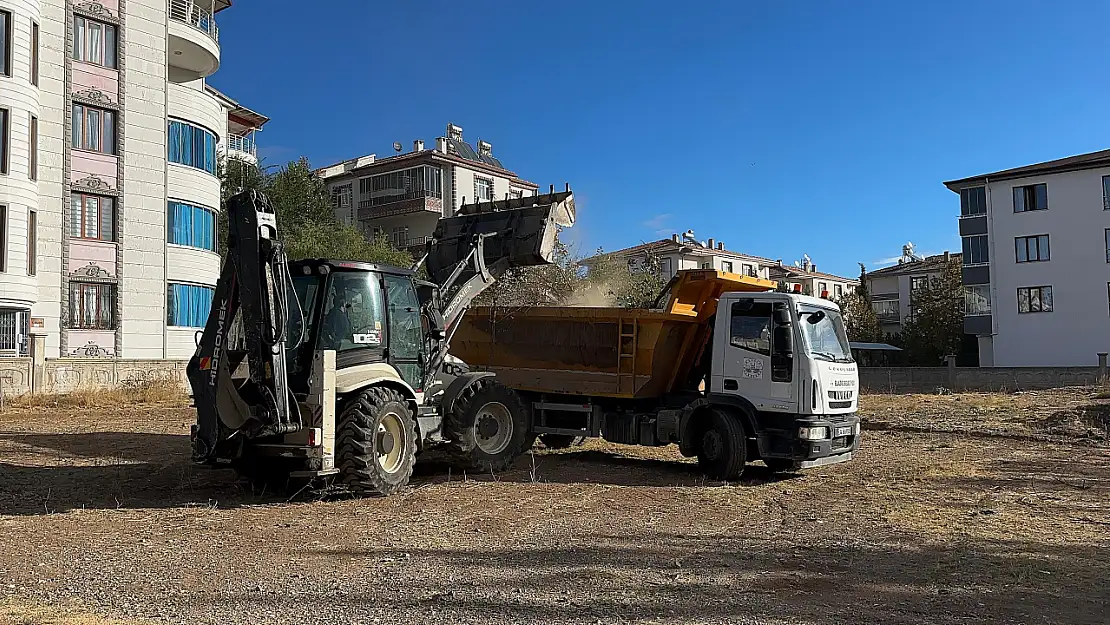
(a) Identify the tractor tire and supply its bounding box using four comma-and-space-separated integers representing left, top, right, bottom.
336, 387, 416, 496
696, 407, 748, 480
446, 379, 535, 472
538, 433, 586, 450
763, 458, 799, 473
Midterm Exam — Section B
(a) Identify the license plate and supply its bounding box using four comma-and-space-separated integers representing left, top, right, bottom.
834, 426, 853, 438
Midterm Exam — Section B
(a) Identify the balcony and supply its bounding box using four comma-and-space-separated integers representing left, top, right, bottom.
400, 236, 432, 252
226, 133, 257, 163
358, 195, 444, 220
168, 0, 221, 82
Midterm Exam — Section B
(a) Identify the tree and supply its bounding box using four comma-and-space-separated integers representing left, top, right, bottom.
900, 258, 963, 365
837, 263, 882, 343
580, 248, 665, 308
216, 156, 411, 267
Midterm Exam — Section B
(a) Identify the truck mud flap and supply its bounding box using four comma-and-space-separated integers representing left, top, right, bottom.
799, 452, 852, 469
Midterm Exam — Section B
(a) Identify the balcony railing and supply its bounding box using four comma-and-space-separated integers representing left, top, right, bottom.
400, 236, 432, 250
226, 133, 256, 157
169, 0, 220, 42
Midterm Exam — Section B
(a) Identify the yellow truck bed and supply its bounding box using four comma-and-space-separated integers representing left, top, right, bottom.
451, 269, 775, 399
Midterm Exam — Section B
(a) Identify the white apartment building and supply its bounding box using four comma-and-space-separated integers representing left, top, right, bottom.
587, 234, 774, 281
864, 249, 960, 336
0, 0, 266, 359
318, 123, 538, 256
945, 148, 1110, 367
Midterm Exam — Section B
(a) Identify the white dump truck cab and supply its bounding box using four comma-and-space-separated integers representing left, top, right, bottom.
710, 291, 859, 468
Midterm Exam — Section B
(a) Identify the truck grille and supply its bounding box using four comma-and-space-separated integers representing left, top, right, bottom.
828, 390, 854, 401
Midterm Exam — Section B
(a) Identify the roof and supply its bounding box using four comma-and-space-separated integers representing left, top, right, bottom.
767, 264, 858, 284
317, 148, 536, 188
866, 252, 960, 278
215, 0, 232, 12
583, 239, 776, 265
943, 148, 1110, 189
204, 85, 270, 130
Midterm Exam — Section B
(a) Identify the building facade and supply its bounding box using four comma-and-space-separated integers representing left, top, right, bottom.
0, 0, 265, 359
945, 149, 1110, 367
587, 234, 776, 282
318, 123, 537, 256
767, 257, 858, 301
864, 249, 960, 336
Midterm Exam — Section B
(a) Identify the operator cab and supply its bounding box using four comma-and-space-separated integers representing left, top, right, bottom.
286, 259, 429, 395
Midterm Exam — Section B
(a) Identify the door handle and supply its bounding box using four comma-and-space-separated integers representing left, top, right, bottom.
724, 379, 738, 391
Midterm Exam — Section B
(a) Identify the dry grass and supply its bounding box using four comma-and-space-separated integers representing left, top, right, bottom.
3, 378, 187, 410
0, 601, 146, 625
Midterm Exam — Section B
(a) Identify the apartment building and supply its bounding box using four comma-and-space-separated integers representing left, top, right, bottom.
585, 234, 775, 281
318, 123, 538, 256
945, 148, 1110, 366
864, 249, 960, 336
767, 256, 858, 300
0, 0, 266, 358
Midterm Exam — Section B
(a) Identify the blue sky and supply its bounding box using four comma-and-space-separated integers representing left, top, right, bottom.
211, 0, 1110, 278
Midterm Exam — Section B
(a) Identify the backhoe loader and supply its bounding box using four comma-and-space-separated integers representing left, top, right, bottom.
187, 186, 575, 495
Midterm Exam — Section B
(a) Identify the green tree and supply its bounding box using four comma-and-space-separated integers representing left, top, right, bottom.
775, 280, 790, 293
901, 258, 964, 365
837, 264, 882, 343
581, 248, 665, 308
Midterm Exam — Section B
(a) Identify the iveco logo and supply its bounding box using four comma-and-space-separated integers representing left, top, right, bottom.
831, 380, 855, 387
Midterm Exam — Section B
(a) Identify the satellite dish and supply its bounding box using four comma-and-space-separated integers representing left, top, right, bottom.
393, 142, 402, 152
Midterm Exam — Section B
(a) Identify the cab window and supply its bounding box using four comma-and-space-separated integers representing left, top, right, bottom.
319, 271, 385, 352
730, 301, 772, 356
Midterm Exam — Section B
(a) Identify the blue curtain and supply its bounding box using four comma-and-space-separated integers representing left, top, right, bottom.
168, 201, 215, 251
168, 120, 216, 175
168, 283, 214, 327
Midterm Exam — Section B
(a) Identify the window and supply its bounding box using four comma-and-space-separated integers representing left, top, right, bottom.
834, 284, 843, 298
818, 281, 828, 296
72, 104, 115, 154
319, 271, 386, 352
0, 107, 8, 174
960, 186, 986, 216
474, 176, 493, 202
167, 283, 215, 327
27, 209, 35, 275
1013, 183, 1048, 213
70, 283, 115, 329
721, 261, 733, 273
729, 301, 771, 356
509, 188, 523, 200
660, 257, 674, 280
1015, 234, 1049, 263
962, 235, 988, 265
964, 285, 990, 315
331, 184, 352, 209
168, 201, 217, 251
30, 20, 37, 85
363, 166, 442, 207
0, 205, 6, 272
391, 226, 408, 247
28, 114, 36, 180
72, 15, 117, 68
1017, 286, 1052, 314
910, 276, 928, 291
701, 262, 711, 269
0, 10, 9, 77
1106, 229, 1110, 263
384, 274, 424, 388
1104, 176, 1110, 211
70, 194, 115, 241
872, 299, 899, 319
742, 263, 756, 277
168, 120, 216, 175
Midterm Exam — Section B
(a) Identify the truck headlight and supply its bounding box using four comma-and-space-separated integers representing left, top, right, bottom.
798, 426, 829, 441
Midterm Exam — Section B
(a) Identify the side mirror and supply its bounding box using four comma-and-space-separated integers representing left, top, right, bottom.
805, 310, 826, 325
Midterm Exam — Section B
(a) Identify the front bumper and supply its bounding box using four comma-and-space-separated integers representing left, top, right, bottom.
758, 413, 860, 465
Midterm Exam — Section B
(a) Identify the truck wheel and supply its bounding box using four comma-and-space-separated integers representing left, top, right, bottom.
447, 379, 534, 472
539, 434, 586, 450
336, 387, 416, 496
696, 408, 747, 481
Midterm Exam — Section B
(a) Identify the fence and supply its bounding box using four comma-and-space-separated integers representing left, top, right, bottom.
860, 365, 1104, 393
0, 358, 189, 397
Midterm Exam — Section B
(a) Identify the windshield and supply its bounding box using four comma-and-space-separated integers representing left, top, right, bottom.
285, 275, 320, 358
798, 304, 853, 363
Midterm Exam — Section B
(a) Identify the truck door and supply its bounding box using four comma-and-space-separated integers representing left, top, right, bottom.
382, 274, 425, 391
714, 299, 774, 409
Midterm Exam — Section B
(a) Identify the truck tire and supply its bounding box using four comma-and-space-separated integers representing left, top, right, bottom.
336, 387, 416, 496
447, 379, 535, 472
539, 434, 586, 450
696, 408, 747, 481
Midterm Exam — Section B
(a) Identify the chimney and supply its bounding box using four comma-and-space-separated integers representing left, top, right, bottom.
478, 140, 492, 156
435, 137, 447, 153
707, 238, 715, 249
413, 139, 424, 152
943, 250, 950, 261
672, 233, 680, 243
812, 264, 817, 273
717, 242, 724, 251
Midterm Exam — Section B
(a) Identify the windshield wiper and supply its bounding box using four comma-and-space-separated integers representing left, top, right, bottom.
811, 351, 837, 362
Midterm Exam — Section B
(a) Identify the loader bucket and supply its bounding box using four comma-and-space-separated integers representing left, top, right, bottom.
425, 189, 576, 286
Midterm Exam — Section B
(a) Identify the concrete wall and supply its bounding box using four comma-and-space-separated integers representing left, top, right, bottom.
860, 366, 1102, 393
0, 357, 188, 395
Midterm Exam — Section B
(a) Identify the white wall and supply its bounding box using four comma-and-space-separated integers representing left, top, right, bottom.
34, 0, 63, 356
986, 166, 1110, 366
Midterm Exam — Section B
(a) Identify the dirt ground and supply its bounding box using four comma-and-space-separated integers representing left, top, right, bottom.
0, 388, 1108, 625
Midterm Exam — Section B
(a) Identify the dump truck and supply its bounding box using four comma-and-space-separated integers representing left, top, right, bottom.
452, 269, 860, 478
